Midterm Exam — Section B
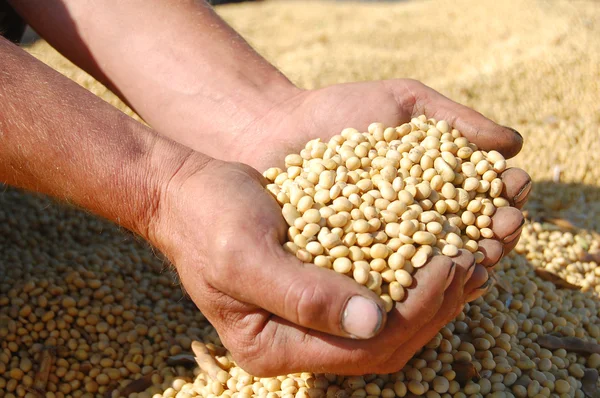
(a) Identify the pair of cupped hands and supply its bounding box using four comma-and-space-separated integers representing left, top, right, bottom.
151, 79, 531, 376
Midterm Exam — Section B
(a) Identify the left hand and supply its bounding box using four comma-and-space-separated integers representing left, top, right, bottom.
222, 79, 531, 266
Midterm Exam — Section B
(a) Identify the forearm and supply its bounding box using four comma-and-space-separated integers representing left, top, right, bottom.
9, 0, 299, 151
0, 37, 200, 239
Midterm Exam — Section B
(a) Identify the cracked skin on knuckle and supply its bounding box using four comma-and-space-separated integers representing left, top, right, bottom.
283, 276, 326, 328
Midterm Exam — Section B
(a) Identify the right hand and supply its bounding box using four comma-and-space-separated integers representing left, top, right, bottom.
149, 156, 491, 376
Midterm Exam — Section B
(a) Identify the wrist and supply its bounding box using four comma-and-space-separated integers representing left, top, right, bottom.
152, 70, 303, 157
74, 122, 206, 246
141, 135, 216, 253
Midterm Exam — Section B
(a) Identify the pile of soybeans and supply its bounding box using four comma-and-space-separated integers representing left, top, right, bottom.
266, 117, 509, 311
2, 0, 600, 397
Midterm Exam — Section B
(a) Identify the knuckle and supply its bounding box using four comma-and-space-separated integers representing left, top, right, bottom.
207, 229, 243, 281
220, 323, 268, 375
505, 205, 524, 220
213, 229, 242, 258
234, 161, 266, 183
212, 296, 246, 328
226, 325, 289, 377
515, 209, 525, 224
283, 277, 328, 328
199, 288, 271, 374
432, 254, 454, 272
403, 79, 430, 103
399, 78, 425, 89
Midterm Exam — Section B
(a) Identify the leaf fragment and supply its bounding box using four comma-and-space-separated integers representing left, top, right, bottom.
118, 373, 155, 396
106, 373, 155, 397
166, 354, 197, 367
29, 346, 55, 396
579, 251, 600, 263
540, 216, 579, 232
537, 335, 600, 355
582, 369, 600, 398
534, 268, 580, 290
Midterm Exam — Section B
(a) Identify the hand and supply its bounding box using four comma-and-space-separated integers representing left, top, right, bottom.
149, 156, 504, 376
226, 79, 531, 268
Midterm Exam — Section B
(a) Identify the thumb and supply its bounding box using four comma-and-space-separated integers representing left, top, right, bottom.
397, 79, 524, 159
208, 240, 387, 340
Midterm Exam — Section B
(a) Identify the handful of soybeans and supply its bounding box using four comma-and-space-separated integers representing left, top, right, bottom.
264, 115, 510, 312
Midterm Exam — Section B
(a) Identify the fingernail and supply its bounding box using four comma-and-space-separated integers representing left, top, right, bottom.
465, 259, 477, 280
465, 275, 492, 302
478, 275, 493, 291
342, 296, 383, 339
504, 126, 523, 142
503, 218, 525, 244
485, 245, 505, 269
444, 262, 457, 290
513, 180, 532, 205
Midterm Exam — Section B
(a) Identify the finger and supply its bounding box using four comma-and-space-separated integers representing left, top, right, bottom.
503, 229, 522, 254
453, 249, 476, 282
482, 204, 526, 262
209, 255, 456, 376
464, 266, 491, 303
197, 278, 388, 375
463, 264, 489, 295
477, 239, 504, 268
317, 255, 456, 375
209, 240, 387, 340
210, 257, 457, 376
490, 206, 525, 243
260, 256, 457, 375
435, 250, 474, 322
399, 80, 524, 158
383, 255, 456, 346
453, 262, 489, 318
192, 168, 389, 340
379, 255, 469, 373
500, 168, 532, 209
194, 278, 348, 376
441, 250, 475, 319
